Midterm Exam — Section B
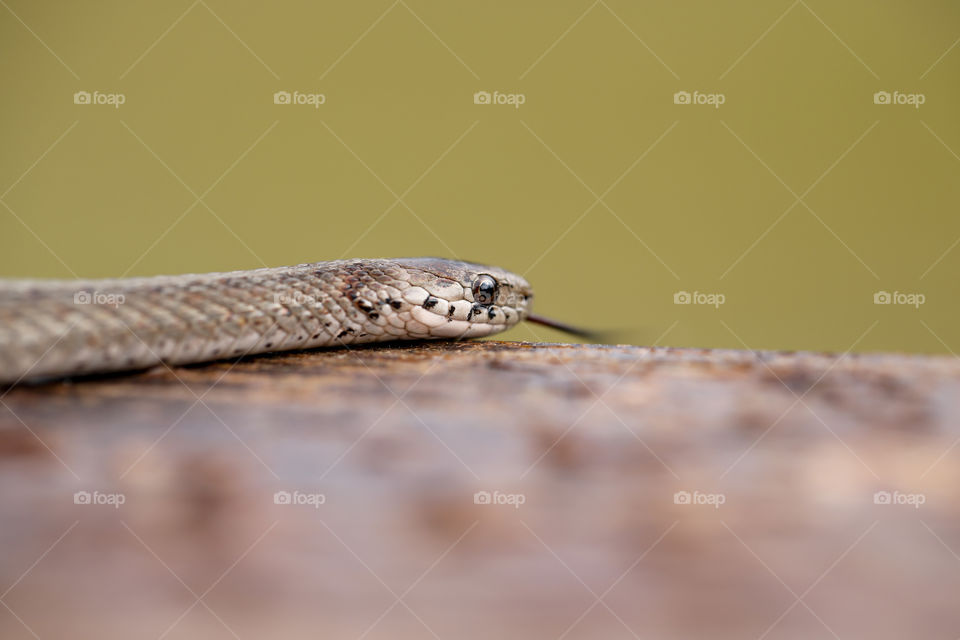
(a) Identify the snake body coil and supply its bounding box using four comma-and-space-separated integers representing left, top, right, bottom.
0, 258, 533, 384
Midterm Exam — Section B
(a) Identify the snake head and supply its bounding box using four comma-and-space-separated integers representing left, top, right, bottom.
393, 258, 533, 339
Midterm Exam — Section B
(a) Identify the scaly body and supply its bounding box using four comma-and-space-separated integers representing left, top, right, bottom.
0, 258, 534, 384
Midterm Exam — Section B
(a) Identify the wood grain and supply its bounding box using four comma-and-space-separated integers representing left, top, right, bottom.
1, 341, 958, 639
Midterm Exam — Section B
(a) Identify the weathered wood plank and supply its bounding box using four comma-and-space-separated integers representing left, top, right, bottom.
1, 341, 958, 639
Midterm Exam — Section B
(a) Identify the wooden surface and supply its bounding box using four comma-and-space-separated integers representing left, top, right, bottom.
1, 341, 960, 639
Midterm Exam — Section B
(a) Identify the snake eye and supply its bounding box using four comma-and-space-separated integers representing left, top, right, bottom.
472, 274, 498, 305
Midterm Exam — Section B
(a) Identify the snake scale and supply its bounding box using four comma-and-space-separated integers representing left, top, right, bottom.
0, 258, 564, 385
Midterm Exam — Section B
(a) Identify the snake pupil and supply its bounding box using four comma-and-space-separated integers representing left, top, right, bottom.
472, 274, 498, 306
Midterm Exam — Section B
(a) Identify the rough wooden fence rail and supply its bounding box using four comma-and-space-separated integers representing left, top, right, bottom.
1, 341, 959, 639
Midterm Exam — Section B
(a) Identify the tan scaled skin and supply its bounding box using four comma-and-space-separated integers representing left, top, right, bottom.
0, 258, 535, 384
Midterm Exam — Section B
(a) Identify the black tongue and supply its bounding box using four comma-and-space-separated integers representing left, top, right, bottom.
525, 313, 597, 340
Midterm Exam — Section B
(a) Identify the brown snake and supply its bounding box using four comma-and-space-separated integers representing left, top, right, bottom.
0, 257, 579, 385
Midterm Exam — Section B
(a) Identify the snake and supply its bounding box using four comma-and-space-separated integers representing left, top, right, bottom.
0, 258, 584, 385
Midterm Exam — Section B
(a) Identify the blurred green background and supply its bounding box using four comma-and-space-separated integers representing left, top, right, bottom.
2, 1, 959, 353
